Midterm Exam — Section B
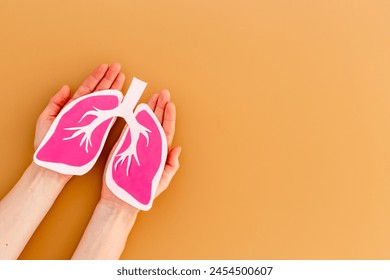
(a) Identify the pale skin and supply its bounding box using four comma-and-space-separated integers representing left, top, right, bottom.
0, 63, 181, 260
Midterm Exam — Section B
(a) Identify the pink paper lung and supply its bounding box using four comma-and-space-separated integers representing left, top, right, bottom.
105, 104, 167, 210
34, 90, 123, 175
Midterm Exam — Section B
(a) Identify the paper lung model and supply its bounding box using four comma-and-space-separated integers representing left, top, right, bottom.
105, 104, 166, 210
34, 77, 167, 210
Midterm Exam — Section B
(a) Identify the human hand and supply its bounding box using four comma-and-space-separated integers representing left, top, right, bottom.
101, 90, 181, 210
33, 63, 125, 181
71, 90, 181, 259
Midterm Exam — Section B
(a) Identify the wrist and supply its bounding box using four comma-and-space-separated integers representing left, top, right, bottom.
98, 197, 140, 217
72, 196, 139, 260
28, 162, 72, 188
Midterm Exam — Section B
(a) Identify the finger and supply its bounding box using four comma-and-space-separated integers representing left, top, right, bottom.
95, 63, 121, 91
163, 101, 176, 147
111, 72, 125, 90
41, 85, 71, 119
72, 64, 109, 99
156, 146, 182, 196
147, 93, 159, 111
165, 146, 181, 173
154, 90, 170, 123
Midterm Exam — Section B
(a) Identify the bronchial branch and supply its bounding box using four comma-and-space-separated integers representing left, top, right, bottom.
63, 107, 118, 153
114, 113, 151, 175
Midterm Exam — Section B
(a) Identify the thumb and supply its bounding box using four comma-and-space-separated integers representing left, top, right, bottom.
156, 146, 182, 197
41, 85, 71, 119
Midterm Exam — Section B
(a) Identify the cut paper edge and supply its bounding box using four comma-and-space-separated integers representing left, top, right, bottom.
105, 104, 168, 211
34, 90, 124, 175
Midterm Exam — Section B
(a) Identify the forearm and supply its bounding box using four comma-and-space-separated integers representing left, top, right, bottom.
71, 198, 139, 260
0, 162, 68, 259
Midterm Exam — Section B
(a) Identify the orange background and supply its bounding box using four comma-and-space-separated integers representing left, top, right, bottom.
1, 0, 390, 259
